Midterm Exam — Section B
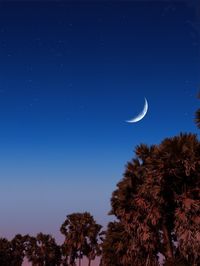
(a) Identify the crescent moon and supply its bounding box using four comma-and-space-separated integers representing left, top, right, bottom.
126, 98, 148, 123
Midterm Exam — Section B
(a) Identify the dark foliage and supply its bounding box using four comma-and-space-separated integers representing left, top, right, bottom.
102, 133, 200, 266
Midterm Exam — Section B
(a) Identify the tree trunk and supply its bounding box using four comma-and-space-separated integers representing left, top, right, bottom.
162, 224, 174, 263
79, 251, 81, 266
145, 254, 149, 266
88, 258, 91, 266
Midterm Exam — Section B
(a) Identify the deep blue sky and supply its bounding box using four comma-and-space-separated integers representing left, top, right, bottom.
0, 1, 199, 240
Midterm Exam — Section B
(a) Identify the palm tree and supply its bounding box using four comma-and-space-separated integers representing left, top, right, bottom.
60, 212, 103, 266
26, 235, 42, 266
37, 233, 61, 266
101, 221, 133, 266
82, 217, 103, 266
0, 238, 12, 266
10, 234, 28, 266
195, 108, 200, 128
26, 233, 61, 266
109, 133, 200, 265
60, 214, 80, 266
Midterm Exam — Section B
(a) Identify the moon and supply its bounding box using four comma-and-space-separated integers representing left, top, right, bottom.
126, 98, 148, 123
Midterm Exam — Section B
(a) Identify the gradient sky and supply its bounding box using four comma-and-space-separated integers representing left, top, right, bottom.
0, 0, 199, 243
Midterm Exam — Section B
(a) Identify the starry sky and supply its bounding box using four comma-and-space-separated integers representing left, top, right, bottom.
0, 0, 199, 241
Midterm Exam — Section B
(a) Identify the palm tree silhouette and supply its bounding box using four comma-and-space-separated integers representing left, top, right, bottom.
109, 133, 200, 265
195, 92, 200, 128
26, 233, 61, 266
10, 234, 28, 266
195, 109, 200, 128
101, 221, 134, 266
82, 216, 103, 266
60, 212, 103, 266
0, 238, 12, 266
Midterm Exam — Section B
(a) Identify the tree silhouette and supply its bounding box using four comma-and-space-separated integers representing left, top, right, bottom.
101, 221, 146, 266
82, 216, 103, 266
10, 234, 29, 266
26, 233, 61, 266
195, 92, 200, 128
108, 133, 200, 265
0, 238, 12, 265
195, 108, 200, 128
60, 212, 103, 266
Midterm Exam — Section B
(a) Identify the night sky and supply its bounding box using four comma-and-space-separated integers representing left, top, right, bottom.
0, 0, 199, 241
